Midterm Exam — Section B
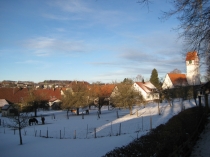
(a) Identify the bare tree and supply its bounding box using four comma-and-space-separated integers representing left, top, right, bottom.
22, 89, 47, 117
135, 74, 144, 82
7, 107, 29, 145
138, 0, 210, 77
88, 84, 107, 114
111, 83, 143, 115
170, 68, 182, 74
61, 83, 89, 117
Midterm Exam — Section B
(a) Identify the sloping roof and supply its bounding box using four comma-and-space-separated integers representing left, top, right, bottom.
89, 84, 116, 97
100, 84, 116, 97
186, 51, 198, 61
33, 88, 62, 100
144, 82, 156, 89
0, 88, 29, 103
2, 104, 11, 110
0, 99, 9, 107
168, 73, 188, 86
49, 97, 58, 102
0, 88, 62, 103
135, 81, 156, 93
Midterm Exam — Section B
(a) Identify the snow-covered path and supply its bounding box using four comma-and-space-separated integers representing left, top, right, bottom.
190, 115, 210, 157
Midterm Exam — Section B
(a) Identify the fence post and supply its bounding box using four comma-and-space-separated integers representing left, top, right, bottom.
110, 122, 113, 136
86, 124, 88, 139
205, 94, 209, 112
150, 115, 152, 130
47, 128, 48, 138
24, 128, 26, 135
198, 95, 202, 107
136, 109, 138, 117
142, 116, 143, 131
74, 130, 76, 139
158, 100, 160, 115
94, 128, 96, 138
119, 123, 121, 135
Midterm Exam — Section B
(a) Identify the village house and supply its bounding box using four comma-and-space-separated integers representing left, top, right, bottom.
1, 104, 18, 117
133, 81, 159, 101
0, 99, 9, 112
0, 88, 63, 112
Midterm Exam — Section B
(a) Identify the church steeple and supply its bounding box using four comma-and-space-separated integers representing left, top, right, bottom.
186, 51, 200, 85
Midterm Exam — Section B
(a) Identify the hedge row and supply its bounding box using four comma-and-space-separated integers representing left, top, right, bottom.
103, 107, 208, 157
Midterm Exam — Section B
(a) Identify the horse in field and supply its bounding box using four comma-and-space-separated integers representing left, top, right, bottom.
29, 118, 38, 126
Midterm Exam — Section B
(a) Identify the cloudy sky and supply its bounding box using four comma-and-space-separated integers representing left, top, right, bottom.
0, 0, 202, 83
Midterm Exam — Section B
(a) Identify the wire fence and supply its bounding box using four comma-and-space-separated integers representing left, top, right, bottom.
0, 116, 153, 140
1, 97, 207, 140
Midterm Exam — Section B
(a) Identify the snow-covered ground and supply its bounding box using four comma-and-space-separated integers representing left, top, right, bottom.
0, 98, 209, 157
190, 115, 210, 157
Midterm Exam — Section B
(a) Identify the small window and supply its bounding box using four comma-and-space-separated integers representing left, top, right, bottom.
189, 60, 192, 64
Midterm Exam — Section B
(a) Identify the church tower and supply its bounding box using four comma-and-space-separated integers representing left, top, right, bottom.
186, 51, 200, 85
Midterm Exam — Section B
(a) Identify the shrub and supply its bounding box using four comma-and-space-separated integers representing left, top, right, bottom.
103, 107, 207, 157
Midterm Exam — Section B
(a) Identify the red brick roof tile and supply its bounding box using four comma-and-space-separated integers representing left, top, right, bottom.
0, 88, 62, 103
168, 73, 188, 86
186, 51, 198, 61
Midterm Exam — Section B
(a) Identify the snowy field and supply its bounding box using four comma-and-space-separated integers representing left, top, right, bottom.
0, 99, 206, 157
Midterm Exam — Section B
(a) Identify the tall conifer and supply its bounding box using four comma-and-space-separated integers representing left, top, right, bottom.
150, 68, 159, 88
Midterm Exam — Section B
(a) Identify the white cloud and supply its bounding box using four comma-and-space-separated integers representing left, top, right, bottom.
42, 13, 70, 21
23, 37, 88, 56
15, 60, 41, 64
53, 0, 92, 13
44, 0, 135, 29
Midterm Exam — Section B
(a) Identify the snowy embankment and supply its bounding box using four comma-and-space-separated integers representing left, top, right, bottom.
0, 99, 199, 157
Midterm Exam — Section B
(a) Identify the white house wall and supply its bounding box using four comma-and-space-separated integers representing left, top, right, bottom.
186, 60, 200, 85
133, 83, 156, 101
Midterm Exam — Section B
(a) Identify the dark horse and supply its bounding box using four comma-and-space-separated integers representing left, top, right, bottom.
29, 118, 38, 126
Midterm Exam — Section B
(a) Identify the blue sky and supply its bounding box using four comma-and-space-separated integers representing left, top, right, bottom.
0, 0, 204, 83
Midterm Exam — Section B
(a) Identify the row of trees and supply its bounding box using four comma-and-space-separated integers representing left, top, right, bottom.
61, 68, 163, 116
17, 67, 192, 117
61, 82, 144, 116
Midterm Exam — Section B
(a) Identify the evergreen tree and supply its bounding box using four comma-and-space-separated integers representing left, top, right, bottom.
150, 69, 159, 88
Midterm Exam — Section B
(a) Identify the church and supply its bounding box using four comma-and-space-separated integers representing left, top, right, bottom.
162, 51, 200, 89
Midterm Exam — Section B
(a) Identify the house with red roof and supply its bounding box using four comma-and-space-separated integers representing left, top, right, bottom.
133, 81, 159, 101
0, 88, 63, 110
89, 84, 117, 105
0, 99, 9, 111
162, 51, 201, 89
162, 73, 189, 89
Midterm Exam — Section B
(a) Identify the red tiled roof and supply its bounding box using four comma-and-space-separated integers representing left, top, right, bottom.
67, 81, 90, 92
33, 88, 62, 101
186, 51, 198, 61
89, 84, 116, 97
0, 88, 29, 103
168, 73, 188, 86
100, 84, 116, 97
0, 88, 62, 103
